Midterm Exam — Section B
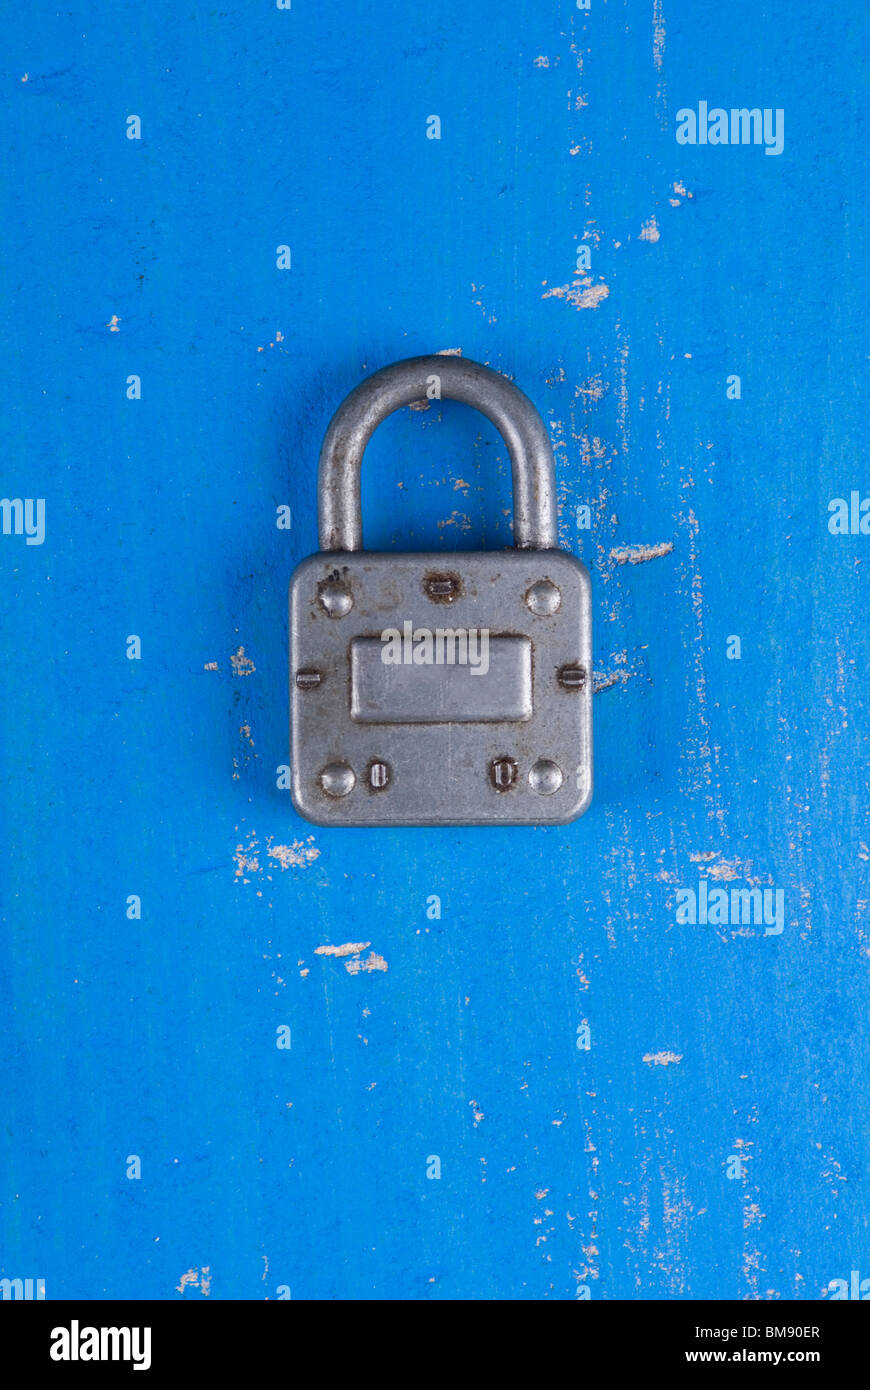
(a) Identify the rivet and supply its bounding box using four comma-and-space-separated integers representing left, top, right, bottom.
423, 572, 461, 603
557, 664, 586, 691
525, 579, 561, 616
319, 761, 355, 797
490, 756, 518, 792
367, 759, 391, 791
317, 577, 353, 617
295, 668, 323, 690
528, 759, 563, 795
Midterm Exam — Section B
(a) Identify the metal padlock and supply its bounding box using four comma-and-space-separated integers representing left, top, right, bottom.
289, 355, 592, 826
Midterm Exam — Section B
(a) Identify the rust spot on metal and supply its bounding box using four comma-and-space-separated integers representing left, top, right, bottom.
423, 571, 462, 603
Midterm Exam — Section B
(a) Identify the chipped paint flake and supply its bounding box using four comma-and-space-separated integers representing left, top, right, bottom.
269, 839, 320, 869
176, 1266, 211, 1296
235, 833, 319, 880
542, 278, 610, 310
230, 646, 256, 675
653, 0, 666, 72
233, 840, 260, 879
437, 509, 472, 530
689, 852, 757, 882
593, 654, 638, 693
643, 1051, 683, 1066
345, 951, 388, 975
609, 541, 674, 565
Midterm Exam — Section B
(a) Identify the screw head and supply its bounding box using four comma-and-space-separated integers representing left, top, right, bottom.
295, 668, 323, 690
319, 761, 355, 797
317, 577, 353, 617
528, 759, 563, 795
490, 755, 518, 791
367, 759, 391, 791
525, 579, 561, 616
557, 664, 587, 691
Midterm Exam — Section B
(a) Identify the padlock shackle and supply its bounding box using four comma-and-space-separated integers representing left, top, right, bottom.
318, 355, 558, 551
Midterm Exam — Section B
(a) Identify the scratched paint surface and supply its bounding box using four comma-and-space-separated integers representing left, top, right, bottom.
1, 2, 866, 1300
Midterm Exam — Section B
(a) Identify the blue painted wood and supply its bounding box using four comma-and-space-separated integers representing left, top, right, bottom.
1, 1, 866, 1300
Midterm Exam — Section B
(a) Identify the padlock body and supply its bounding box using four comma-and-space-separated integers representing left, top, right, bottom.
289, 550, 592, 826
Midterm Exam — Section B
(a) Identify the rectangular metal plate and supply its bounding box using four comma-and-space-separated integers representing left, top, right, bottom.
289, 549, 593, 827
349, 634, 532, 724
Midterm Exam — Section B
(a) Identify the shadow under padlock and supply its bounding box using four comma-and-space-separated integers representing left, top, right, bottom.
288, 354, 593, 827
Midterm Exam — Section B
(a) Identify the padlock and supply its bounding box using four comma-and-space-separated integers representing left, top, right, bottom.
288, 354, 592, 826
